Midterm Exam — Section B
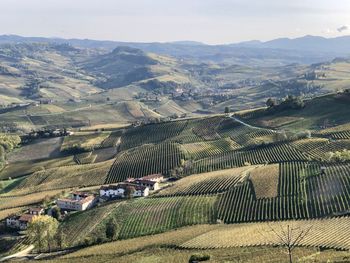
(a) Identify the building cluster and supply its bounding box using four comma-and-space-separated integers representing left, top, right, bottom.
56, 192, 97, 212
5, 174, 165, 231
6, 207, 44, 230
99, 174, 164, 201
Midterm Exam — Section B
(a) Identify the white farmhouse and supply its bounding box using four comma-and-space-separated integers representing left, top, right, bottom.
56, 192, 96, 211
134, 179, 160, 191
99, 183, 149, 199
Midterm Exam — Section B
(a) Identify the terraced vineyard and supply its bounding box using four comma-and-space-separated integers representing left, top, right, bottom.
106, 142, 185, 183
157, 166, 251, 197
61, 202, 123, 246
62, 195, 218, 245
101, 130, 123, 148
188, 143, 307, 174
325, 130, 350, 140
61, 131, 111, 152
0, 189, 64, 210
14, 160, 112, 192
291, 138, 329, 159
182, 138, 241, 160
217, 162, 350, 223
120, 120, 188, 150
64, 224, 218, 259
191, 116, 223, 141
74, 152, 97, 164
217, 118, 275, 147
116, 195, 218, 239
291, 138, 350, 161
181, 217, 350, 250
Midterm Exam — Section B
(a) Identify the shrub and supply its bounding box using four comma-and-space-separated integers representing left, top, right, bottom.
326, 150, 350, 162
189, 253, 210, 262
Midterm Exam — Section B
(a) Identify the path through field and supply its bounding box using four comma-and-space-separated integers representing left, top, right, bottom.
0, 245, 34, 262
230, 115, 277, 133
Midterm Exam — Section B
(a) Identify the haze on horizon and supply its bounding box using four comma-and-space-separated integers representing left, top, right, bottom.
1, 0, 350, 45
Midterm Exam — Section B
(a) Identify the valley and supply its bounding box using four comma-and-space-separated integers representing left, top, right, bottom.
0, 37, 350, 263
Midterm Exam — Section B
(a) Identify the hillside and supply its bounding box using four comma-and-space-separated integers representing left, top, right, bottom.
1, 93, 350, 261
2, 41, 350, 135
1, 34, 348, 64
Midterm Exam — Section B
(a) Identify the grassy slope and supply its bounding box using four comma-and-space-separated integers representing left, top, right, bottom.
246, 93, 350, 131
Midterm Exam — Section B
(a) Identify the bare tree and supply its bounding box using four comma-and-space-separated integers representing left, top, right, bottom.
259, 224, 312, 263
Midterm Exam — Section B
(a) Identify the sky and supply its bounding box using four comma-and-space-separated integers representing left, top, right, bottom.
1, 0, 350, 44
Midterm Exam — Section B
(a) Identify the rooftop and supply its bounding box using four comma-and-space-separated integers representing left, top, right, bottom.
140, 174, 163, 180
58, 195, 95, 204
19, 214, 35, 222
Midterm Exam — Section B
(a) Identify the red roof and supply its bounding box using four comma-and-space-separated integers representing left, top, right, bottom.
135, 179, 157, 185
19, 214, 35, 223
140, 174, 163, 180
29, 207, 43, 212
100, 183, 148, 191
125, 178, 136, 182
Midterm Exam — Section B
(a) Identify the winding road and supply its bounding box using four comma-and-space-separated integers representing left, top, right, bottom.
230, 115, 278, 133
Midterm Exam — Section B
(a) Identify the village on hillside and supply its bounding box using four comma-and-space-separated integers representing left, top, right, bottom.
5, 174, 165, 231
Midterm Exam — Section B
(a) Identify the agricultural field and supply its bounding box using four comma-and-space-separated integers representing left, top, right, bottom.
7, 137, 64, 163
1, 93, 350, 261
157, 166, 252, 197
247, 93, 350, 131
181, 217, 350, 250
60, 201, 124, 246
10, 159, 112, 193
58, 195, 218, 247
0, 189, 64, 210
248, 164, 279, 198
217, 162, 350, 222
42, 246, 349, 263
119, 120, 189, 150
40, 224, 350, 263
182, 137, 241, 160
117, 195, 217, 239
106, 142, 185, 183
0, 155, 76, 180
61, 131, 111, 152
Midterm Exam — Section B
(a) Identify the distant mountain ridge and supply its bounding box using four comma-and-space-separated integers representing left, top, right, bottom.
1, 34, 350, 64
233, 35, 350, 54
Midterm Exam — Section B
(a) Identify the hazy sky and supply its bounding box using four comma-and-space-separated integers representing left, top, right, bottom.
1, 0, 350, 44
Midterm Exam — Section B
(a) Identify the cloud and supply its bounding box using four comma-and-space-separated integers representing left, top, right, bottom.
337, 25, 348, 32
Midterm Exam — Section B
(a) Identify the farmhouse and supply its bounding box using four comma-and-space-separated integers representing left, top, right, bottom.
6, 207, 44, 230
99, 183, 149, 199
56, 192, 97, 211
135, 179, 160, 191
6, 215, 21, 229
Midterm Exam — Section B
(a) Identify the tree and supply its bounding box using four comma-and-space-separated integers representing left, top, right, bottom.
224, 106, 230, 116
106, 219, 118, 240
51, 206, 61, 220
55, 228, 66, 250
27, 215, 59, 252
125, 185, 136, 199
266, 98, 277, 108
273, 130, 288, 142
259, 224, 312, 263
